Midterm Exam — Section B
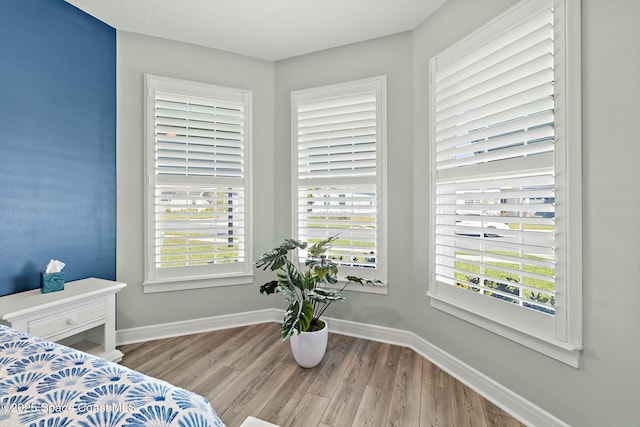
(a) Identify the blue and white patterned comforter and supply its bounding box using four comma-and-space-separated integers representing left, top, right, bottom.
0, 325, 226, 427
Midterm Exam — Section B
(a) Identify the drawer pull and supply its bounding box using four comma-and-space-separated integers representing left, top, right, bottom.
66, 317, 78, 325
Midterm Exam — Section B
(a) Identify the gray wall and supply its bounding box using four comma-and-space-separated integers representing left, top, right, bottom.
410, 1, 640, 425
274, 32, 416, 329
115, 0, 640, 424
116, 32, 276, 329
274, 1, 640, 425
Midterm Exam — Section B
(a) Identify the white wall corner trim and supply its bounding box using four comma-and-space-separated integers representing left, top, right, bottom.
116, 310, 568, 427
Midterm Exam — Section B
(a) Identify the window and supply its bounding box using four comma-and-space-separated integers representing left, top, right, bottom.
292, 76, 387, 289
428, 0, 582, 366
144, 75, 252, 292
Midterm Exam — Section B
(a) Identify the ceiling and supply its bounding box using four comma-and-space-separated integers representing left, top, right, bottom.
64, 0, 448, 61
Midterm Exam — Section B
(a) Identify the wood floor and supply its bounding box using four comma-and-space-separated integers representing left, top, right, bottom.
118, 323, 526, 427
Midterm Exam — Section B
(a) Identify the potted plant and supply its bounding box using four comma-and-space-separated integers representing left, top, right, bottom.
255, 235, 377, 368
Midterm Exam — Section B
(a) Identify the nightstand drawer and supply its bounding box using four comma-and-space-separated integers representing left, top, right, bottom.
28, 301, 106, 339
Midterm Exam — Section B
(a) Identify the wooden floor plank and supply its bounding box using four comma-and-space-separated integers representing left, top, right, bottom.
282, 393, 330, 427
258, 364, 323, 426
119, 323, 528, 427
480, 397, 527, 427
214, 338, 298, 426
367, 343, 401, 391
307, 333, 358, 399
422, 358, 450, 388
386, 347, 423, 427
120, 332, 206, 375
449, 377, 489, 427
484, 412, 528, 427
352, 385, 393, 427
221, 361, 297, 426
320, 340, 378, 426
222, 323, 284, 371
420, 383, 454, 427
189, 365, 242, 400
154, 327, 242, 385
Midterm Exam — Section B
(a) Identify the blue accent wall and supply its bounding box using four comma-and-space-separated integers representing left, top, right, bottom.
0, 0, 116, 296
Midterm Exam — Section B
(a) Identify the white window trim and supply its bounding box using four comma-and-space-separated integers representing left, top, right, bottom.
143, 74, 253, 293
291, 76, 388, 293
427, 0, 582, 367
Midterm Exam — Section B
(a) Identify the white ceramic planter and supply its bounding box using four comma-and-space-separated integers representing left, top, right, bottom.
289, 319, 328, 368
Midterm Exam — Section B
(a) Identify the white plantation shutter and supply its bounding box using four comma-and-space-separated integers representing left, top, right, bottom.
144, 75, 252, 289
429, 0, 582, 365
434, 0, 556, 312
154, 92, 245, 179
292, 77, 387, 283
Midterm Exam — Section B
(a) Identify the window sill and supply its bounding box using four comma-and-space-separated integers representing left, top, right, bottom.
143, 273, 254, 293
428, 293, 581, 368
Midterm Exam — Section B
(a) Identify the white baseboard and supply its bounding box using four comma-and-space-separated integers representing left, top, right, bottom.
116, 310, 567, 427
116, 308, 281, 345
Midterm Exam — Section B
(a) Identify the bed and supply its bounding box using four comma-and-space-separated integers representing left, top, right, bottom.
0, 324, 226, 427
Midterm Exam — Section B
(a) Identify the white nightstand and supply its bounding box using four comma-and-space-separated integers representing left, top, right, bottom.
0, 277, 126, 362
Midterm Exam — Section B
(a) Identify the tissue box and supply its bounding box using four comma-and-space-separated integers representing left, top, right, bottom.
41, 272, 65, 293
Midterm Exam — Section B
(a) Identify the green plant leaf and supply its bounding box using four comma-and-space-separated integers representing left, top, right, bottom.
275, 280, 298, 305
281, 299, 314, 339
344, 276, 383, 287
255, 248, 286, 271
325, 274, 338, 284
302, 270, 317, 291
299, 299, 313, 331
345, 275, 365, 285
259, 280, 279, 295
307, 235, 339, 257
277, 259, 304, 290
309, 288, 345, 303
255, 238, 307, 272
282, 301, 299, 339
283, 239, 307, 250
307, 256, 338, 281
